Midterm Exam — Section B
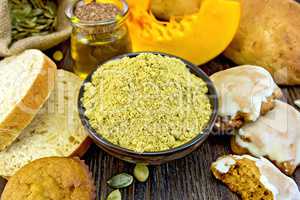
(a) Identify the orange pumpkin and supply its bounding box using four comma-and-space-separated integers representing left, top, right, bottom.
127, 0, 241, 65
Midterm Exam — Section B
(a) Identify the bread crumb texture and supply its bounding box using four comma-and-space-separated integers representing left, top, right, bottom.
212, 157, 274, 200
0, 49, 56, 151
82, 53, 212, 152
0, 70, 88, 177
1, 157, 95, 200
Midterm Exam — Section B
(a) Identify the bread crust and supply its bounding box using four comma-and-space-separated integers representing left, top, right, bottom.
224, 0, 300, 85
0, 52, 57, 150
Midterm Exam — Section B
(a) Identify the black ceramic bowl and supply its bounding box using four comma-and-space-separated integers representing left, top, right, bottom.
78, 52, 218, 165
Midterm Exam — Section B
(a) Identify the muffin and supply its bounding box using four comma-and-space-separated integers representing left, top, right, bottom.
1, 157, 95, 200
211, 155, 300, 200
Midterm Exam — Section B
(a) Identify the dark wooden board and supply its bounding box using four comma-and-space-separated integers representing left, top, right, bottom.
0, 40, 300, 200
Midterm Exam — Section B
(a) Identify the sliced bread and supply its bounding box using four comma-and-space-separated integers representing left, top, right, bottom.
0, 69, 90, 178
0, 49, 57, 150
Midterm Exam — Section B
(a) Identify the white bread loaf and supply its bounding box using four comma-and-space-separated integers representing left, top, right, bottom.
0, 49, 57, 151
0, 69, 90, 178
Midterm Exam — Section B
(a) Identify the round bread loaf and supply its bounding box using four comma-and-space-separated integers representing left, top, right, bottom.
1, 157, 95, 200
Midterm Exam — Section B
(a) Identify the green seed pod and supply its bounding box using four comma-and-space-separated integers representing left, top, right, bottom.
107, 173, 133, 189
107, 190, 121, 200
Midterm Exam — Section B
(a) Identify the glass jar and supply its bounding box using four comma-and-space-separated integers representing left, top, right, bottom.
65, 0, 132, 79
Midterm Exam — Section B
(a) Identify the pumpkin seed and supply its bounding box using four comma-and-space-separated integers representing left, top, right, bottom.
36, 18, 48, 24
46, 1, 57, 15
32, 8, 43, 16
29, 0, 38, 8
35, 24, 49, 30
29, 17, 38, 23
53, 50, 64, 61
15, 25, 26, 31
106, 190, 121, 200
133, 164, 149, 182
44, 11, 54, 18
23, 4, 32, 16
11, 0, 21, 4
12, 30, 18, 34
35, 0, 45, 8
10, 0, 58, 41
52, 17, 57, 28
107, 173, 133, 189
14, 32, 28, 39
27, 28, 40, 33
19, 22, 35, 29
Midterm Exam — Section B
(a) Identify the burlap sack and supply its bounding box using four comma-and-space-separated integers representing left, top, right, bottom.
0, 0, 72, 57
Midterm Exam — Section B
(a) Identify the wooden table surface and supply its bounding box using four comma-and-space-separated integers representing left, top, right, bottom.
1, 40, 300, 200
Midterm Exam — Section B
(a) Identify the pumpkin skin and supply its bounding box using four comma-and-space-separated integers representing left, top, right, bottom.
127, 0, 241, 65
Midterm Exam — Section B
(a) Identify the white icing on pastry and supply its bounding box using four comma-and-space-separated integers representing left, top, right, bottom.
214, 156, 236, 173
235, 100, 300, 172
210, 65, 279, 121
213, 155, 300, 200
255, 157, 300, 200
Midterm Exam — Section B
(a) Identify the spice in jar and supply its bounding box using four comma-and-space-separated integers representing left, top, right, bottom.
74, 2, 120, 21
66, 0, 132, 79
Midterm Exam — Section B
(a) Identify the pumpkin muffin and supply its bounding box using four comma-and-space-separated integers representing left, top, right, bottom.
211, 155, 300, 200
1, 157, 95, 200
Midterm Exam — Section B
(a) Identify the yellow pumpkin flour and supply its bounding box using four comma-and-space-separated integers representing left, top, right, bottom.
82, 53, 212, 152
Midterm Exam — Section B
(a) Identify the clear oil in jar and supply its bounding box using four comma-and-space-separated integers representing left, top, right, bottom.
71, 26, 132, 79
66, 0, 132, 79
